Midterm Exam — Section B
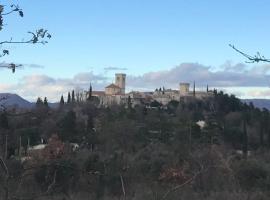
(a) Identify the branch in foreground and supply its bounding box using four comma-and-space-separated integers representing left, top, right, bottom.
229, 44, 270, 63
0, 29, 51, 57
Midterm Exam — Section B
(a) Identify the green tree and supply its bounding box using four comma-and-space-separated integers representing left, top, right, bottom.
67, 92, 71, 104
87, 83, 92, 101
127, 95, 132, 109
0, 111, 9, 129
36, 97, 43, 107
150, 100, 162, 108
43, 97, 48, 107
71, 90, 75, 103
59, 110, 77, 142
60, 95, 65, 105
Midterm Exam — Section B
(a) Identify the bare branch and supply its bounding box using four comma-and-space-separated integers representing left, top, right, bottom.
0, 157, 9, 176
120, 174, 126, 199
0, 29, 51, 46
2, 5, 23, 17
229, 44, 270, 63
161, 166, 204, 200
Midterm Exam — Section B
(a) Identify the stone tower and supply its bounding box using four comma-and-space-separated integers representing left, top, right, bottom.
179, 83, 190, 96
115, 73, 126, 94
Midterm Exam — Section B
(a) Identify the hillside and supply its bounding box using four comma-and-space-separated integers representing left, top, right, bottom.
1, 92, 270, 200
0, 93, 33, 109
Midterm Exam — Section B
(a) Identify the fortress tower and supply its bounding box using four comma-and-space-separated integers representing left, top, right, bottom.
179, 83, 190, 96
115, 73, 126, 94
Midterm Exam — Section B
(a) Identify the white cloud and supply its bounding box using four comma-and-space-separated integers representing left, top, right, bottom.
0, 72, 109, 102
127, 62, 270, 90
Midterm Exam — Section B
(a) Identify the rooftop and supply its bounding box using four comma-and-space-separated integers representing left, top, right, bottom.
105, 83, 121, 89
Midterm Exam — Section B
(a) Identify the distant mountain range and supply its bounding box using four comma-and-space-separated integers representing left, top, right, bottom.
0, 93, 33, 109
0, 93, 58, 109
241, 99, 270, 110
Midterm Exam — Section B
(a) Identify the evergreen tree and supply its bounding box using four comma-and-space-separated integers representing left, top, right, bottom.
60, 95, 65, 105
127, 95, 132, 109
44, 97, 48, 107
193, 81, 196, 97
67, 92, 71, 103
71, 90, 75, 103
87, 83, 92, 101
242, 113, 248, 159
36, 97, 43, 107
59, 110, 77, 141
0, 111, 9, 129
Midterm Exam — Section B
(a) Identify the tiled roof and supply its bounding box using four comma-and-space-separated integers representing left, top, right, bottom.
92, 91, 105, 96
105, 83, 120, 89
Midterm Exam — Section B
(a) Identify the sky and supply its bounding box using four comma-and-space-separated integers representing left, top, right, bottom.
1, 0, 270, 102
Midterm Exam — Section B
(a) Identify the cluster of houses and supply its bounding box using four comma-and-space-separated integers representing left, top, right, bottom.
88, 73, 213, 107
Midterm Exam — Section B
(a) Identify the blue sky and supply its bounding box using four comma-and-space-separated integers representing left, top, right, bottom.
1, 0, 270, 101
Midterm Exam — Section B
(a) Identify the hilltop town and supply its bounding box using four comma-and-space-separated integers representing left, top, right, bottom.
82, 73, 213, 107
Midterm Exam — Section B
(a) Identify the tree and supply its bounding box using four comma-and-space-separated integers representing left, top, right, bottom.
242, 115, 248, 159
67, 92, 71, 104
150, 100, 162, 108
71, 90, 75, 103
58, 110, 77, 142
127, 95, 132, 109
0, 111, 8, 129
87, 83, 92, 101
229, 44, 270, 63
60, 95, 65, 105
36, 97, 43, 107
0, 3, 51, 73
43, 97, 48, 107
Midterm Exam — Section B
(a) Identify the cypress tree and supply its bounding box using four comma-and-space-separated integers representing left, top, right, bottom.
193, 81, 196, 97
36, 97, 43, 107
127, 95, 132, 109
67, 92, 71, 103
71, 90, 75, 103
60, 95, 65, 105
87, 83, 92, 101
44, 97, 48, 107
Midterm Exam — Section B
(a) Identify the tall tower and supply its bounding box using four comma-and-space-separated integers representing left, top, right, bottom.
115, 73, 126, 94
179, 83, 190, 96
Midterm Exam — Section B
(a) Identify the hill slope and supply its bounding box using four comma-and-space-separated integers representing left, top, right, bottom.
0, 93, 33, 109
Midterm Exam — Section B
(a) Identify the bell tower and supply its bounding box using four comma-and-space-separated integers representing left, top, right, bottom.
115, 73, 126, 94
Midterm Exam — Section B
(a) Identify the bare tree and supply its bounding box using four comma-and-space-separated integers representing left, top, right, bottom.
0, 3, 51, 73
229, 44, 270, 63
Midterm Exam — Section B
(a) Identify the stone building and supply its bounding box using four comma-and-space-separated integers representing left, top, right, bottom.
86, 73, 213, 107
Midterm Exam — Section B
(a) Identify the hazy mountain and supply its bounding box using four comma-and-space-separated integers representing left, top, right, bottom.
0, 93, 33, 109
242, 99, 270, 110
0, 93, 60, 109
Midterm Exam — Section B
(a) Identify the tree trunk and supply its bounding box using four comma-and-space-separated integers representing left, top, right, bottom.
260, 123, 264, 147
242, 120, 248, 159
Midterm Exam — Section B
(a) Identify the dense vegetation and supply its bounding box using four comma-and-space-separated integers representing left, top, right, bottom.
1, 91, 270, 200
